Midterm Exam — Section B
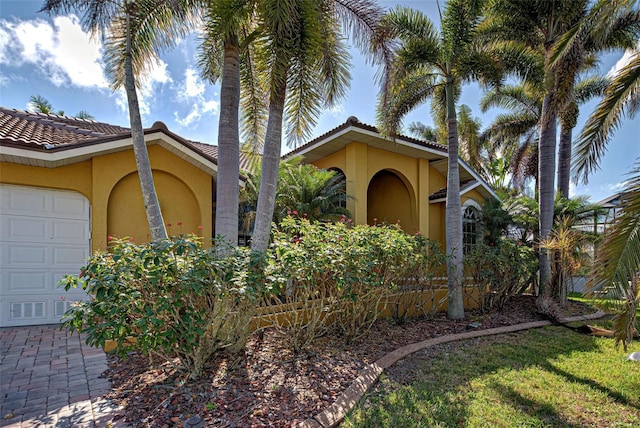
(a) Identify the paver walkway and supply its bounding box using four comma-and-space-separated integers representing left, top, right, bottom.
0, 325, 121, 427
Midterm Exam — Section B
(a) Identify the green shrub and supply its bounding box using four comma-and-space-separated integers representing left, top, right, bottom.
464, 240, 537, 311
264, 216, 446, 349
60, 236, 264, 379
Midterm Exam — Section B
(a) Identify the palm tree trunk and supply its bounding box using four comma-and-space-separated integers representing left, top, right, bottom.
445, 79, 465, 320
124, 10, 167, 241
251, 75, 287, 253
538, 91, 557, 296
215, 35, 241, 252
557, 124, 572, 199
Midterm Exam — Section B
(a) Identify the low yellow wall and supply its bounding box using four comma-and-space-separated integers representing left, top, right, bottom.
254, 286, 482, 329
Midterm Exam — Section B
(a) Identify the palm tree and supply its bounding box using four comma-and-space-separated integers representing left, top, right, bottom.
28, 95, 65, 115
42, 0, 195, 241
482, 0, 598, 296
241, 158, 348, 229
408, 104, 486, 176
249, 0, 389, 253
28, 94, 96, 118
197, 0, 259, 250
480, 82, 541, 191
377, 2, 507, 320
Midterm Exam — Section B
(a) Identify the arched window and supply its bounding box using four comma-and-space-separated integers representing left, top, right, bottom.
463, 204, 481, 255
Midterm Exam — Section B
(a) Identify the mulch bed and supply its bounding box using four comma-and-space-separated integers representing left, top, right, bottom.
102, 295, 595, 427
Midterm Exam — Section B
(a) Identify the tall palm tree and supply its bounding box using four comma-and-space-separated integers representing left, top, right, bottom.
42, 0, 196, 241
482, 0, 595, 296
557, 75, 610, 198
197, 0, 260, 250
378, 2, 505, 320
250, 0, 390, 253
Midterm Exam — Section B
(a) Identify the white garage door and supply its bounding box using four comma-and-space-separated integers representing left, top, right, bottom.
1, 184, 91, 327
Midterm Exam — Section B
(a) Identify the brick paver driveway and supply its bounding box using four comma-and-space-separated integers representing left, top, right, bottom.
0, 325, 121, 427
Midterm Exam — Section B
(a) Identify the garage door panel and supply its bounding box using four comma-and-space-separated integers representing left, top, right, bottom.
2, 187, 48, 215
4, 244, 48, 265
1, 184, 91, 327
52, 219, 90, 241
53, 246, 90, 267
52, 193, 90, 217
5, 271, 48, 292
0, 216, 48, 242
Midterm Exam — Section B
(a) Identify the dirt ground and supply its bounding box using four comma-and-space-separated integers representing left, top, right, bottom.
103, 295, 595, 427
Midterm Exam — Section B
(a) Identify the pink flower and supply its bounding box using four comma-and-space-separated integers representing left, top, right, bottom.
177, 221, 183, 226
287, 210, 292, 215
107, 235, 113, 241
415, 231, 422, 235
60, 296, 65, 301
129, 237, 135, 242
198, 225, 204, 230
293, 210, 298, 216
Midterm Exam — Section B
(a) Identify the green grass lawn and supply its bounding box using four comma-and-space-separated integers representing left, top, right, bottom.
343, 326, 640, 427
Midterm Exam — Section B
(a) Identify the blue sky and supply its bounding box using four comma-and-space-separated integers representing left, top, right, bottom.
0, 0, 638, 203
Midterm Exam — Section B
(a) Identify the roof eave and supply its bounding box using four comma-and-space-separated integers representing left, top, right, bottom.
0, 130, 220, 177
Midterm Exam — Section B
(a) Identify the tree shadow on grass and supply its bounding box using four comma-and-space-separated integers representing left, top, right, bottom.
543, 363, 640, 409
346, 327, 603, 427
492, 383, 582, 428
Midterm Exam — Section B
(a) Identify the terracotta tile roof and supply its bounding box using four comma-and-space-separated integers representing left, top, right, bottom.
0, 108, 130, 148
429, 179, 477, 201
285, 115, 447, 157
0, 107, 262, 176
187, 141, 255, 172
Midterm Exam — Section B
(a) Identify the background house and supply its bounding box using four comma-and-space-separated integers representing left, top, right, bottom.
0, 110, 495, 327
285, 116, 498, 246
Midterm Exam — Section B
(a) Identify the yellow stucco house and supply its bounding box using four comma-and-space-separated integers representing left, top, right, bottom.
0, 109, 495, 327
285, 116, 498, 245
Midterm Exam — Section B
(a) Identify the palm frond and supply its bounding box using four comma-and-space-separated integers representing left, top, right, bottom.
240, 38, 268, 154
574, 50, 640, 183
591, 163, 640, 294
377, 70, 441, 137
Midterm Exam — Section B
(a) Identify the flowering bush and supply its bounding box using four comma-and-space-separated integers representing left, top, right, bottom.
60, 236, 265, 379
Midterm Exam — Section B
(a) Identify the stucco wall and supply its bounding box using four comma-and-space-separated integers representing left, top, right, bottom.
95, 145, 212, 248
0, 142, 213, 252
307, 140, 491, 249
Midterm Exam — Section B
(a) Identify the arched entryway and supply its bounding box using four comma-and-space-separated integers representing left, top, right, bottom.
367, 169, 417, 233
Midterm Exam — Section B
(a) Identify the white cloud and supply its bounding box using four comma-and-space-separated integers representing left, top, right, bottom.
0, 15, 108, 89
607, 43, 640, 77
185, 68, 205, 98
174, 99, 220, 127
173, 67, 219, 128
327, 103, 346, 118
114, 58, 173, 119
603, 181, 627, 193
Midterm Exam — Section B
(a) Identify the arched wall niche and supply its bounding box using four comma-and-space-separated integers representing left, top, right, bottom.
107, 170, 202, 243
